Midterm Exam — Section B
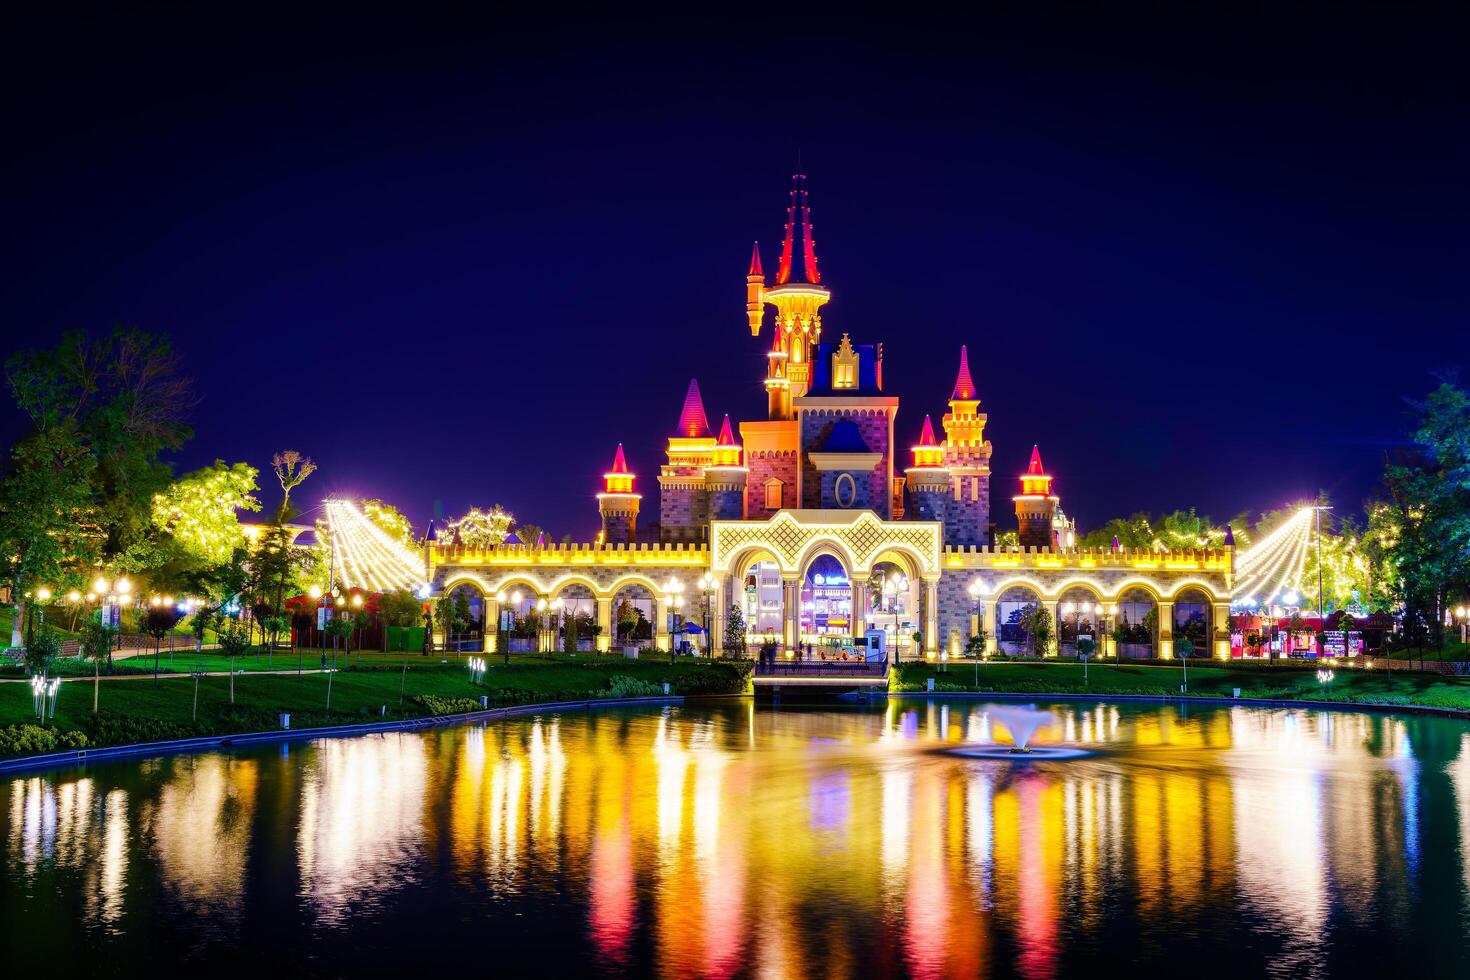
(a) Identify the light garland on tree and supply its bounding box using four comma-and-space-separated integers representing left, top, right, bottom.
1234, 506, 1314, 607
323, 498, 424, 593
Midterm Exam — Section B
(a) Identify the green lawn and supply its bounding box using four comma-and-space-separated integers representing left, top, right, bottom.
895, 659, 1470, 711
0, 654, 751, 756
2, 645, 466, 678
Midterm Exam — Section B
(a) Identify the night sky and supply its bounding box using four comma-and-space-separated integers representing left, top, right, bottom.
5, 7, 1466, 538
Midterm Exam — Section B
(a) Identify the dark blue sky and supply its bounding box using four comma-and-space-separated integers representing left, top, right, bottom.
5, 6, 1466, 537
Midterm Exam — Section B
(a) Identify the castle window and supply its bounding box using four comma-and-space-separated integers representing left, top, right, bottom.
763, 478, 783, 510
832, 333, 859, 389
834, 473, 857, 508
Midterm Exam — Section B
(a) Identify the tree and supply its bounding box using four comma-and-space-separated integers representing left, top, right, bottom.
151, 460, 261, 565
360, 498, 416, 548
216, 620, 252, 704
6, 327, 196, 572
22, 624, 62, 678
0, 426, 97, 647
724, 603, 747, 655
271, 450, 317, 520
1018, 604, 1053, 657
79, 617, 118, 713
250, 522, 304, 613
141, 605, 183, 681
445, 506, 514, 548
511, 523, 544, 548
379, 589, 423, 628
965, 629, 988, 659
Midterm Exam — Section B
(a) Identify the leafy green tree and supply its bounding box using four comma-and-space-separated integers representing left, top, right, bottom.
79, 617, 118, 713
216, 620, 253, 703
0, 426, 97, 647
150, 460, 260, 565
1018, 604, 1053, 657
141, 605, 183, 681
250, 522, 303, 614
965, 628, 989, 659
6, 327, 196, 570
360, 498, 416, 548
446, 506, 514, 547
512, 524, 545, 548
379, 590, 423, 628
22, 624, 62, 677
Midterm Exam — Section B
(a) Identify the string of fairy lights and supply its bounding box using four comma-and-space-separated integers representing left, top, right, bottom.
322, 498, 425, 593
1233, 506, 1314, 608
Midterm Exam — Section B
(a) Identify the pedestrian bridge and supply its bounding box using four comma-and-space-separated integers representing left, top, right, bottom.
752, 658, 890, 691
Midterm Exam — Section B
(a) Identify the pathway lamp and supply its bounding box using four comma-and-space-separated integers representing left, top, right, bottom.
884, 574, 908, 664
1456, 605, 1468, 645
967, 579, 987, 652
536, 597, 549, 653
698, 574, 717, 655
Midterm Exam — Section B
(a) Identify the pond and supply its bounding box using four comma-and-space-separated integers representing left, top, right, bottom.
4, 699, 1469, 977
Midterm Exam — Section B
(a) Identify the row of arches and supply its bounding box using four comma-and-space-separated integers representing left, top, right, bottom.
987, 584, 1218, 658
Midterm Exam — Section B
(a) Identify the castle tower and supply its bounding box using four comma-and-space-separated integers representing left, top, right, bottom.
745, 172, 831, 418
659, 379, 718, 543
597, 444, 640, 545
940, 345, 993, 546
1013, 445, 1060, 550
905, 415, 950, 523
705, 414, 748, 520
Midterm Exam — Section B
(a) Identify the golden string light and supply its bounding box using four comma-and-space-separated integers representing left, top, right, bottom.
324, 498, 425, 593
1235, 507, 1314, 606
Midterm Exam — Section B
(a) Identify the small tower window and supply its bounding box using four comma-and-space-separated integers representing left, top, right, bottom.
832, 333, 859, 389
763, 478, 783, 510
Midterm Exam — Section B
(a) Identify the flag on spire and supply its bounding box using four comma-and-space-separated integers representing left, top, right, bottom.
951, 345, 977, 401
675, 379, 712, 438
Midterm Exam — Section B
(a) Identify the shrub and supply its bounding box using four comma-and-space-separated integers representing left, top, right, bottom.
408, 694, 484, 716
604, 676, 664, 698
670, 663, 751, 695
0, 724, 89, 757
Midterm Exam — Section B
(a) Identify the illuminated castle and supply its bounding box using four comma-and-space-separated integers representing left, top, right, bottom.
429, 174, 1234, 664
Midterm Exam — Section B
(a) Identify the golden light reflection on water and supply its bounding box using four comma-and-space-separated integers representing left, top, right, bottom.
3, 700, 1469, 976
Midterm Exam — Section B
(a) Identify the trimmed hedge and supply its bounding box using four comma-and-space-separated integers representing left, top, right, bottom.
0, 724, 89, 757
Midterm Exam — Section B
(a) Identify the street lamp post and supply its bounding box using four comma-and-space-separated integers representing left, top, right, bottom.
1312, 505, 1334, 628
883, 574, 908, 665
698, 574, 716, 656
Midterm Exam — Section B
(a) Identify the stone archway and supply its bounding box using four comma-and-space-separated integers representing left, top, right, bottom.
444, 581, 487, 652
1173, 587, 1212, 660
798, 550, 856, 658
609, 581, 657, 651
1115, 587, 1159, 659
996, 584, 1045, 657
1056, 584, 1106, 658
550, 581, 598, 653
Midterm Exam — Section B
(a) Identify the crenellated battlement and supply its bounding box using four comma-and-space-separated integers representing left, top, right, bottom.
943, 545, 1232, 571
430, 541, 709, 568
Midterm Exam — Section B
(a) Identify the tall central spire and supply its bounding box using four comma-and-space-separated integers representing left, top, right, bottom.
776, 172, 821, 286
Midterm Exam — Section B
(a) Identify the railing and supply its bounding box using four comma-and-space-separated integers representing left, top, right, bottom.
753, 658, 889, 678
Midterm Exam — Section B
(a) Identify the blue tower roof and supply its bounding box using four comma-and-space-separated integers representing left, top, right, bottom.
822, 419, 871, 453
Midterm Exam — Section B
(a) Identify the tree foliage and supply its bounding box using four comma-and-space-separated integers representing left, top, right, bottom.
271, 450, 316, 520
150, 460, 261, 565
446, 506, 513, 547
361, 498, 416, 548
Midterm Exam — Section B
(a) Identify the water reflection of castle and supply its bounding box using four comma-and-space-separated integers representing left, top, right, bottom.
427, 176, 1231, 659
7, 705, 1465, 976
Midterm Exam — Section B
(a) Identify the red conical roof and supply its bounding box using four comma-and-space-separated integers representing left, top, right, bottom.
611, 443, 629, 474
919, 415, 938, 447
747, 242, 763, 277
1027, 445, 1046, 475
675, 379, 712, 438
717, 414, 737, 446
951, 345, 977, 401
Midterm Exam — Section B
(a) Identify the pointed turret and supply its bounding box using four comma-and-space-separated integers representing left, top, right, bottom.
712, 414, 742, 467
1223, 525, 1235, 547
910, 415, 945, 468
675, 379, 712, 438
951, 345, 978, 402
425, 520, 437, 543
598, 443, 640, 545
745, 242, 766, 335
752, 172, 831, 401
1014, 445, 1060, 550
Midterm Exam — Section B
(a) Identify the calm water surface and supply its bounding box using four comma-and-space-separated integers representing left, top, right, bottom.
4, 699, 1470, 977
